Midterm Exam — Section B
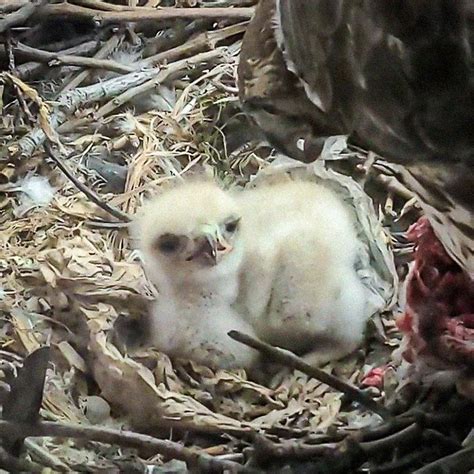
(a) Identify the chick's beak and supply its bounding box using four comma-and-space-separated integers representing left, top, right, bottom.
197, 224, 232, 265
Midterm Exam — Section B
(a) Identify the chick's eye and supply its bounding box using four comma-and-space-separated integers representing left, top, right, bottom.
225, 219, 239, 233
156, 234, 180, 254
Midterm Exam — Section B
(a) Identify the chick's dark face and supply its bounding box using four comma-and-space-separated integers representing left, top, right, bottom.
153, 216, 241, 267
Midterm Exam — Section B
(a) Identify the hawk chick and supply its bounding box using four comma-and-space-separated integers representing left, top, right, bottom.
134, 179, 369, 370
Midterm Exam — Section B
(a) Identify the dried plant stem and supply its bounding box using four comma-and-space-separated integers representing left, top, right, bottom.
36, 3, 254, 23
13, 42, 134, 74
228, 331, 392, 420
44, 143, 131, 223
0, 420, 251, 473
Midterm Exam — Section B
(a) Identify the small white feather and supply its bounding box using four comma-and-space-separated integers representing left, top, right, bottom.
18, 174, 55, 206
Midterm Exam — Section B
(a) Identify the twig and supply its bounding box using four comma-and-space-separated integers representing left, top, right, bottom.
0, 420, 251, 473
15, 40, 99, 81
92, 48, 224, 120
228, 331, 392, 420
58, 47, 224, 133
35, 3, 254, 23
413, 446, 474, 473
138, 22, 248, 68
85, 219, 130, 229
59, 34, 124, 94
15, 67, 159, 157
0, 0, 44, 34
360, 423, 422, 454
24, 439, 70, 473
71, 0, 134, 11
13, 42, 135, 74
43, 143, 131, 223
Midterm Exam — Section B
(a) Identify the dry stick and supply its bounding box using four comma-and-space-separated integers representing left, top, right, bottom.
57, 48, 224, 133
0, 420, 250, 473
13, 42, 135, 74
253, 422, 424, 467
94, 48, 224, 118
71, 0, 133, 12
0, 0, 44, 34
43, 143, 131, 223
36, 2, 254, 23
17, 49, 221, 156
228, 331, 392, 420
413, 446, 474, 474
137, 21, 248, 68
14, 40, 99, 81
24, 439, 70, 473
59, 34, 123, 94
16, 67, 159, 157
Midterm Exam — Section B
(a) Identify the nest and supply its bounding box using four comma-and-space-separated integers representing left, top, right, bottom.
0, 1, 473, 473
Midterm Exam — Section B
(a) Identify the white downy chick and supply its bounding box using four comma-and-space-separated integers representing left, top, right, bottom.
234, 180, 369, 366
133, 180, 258, 370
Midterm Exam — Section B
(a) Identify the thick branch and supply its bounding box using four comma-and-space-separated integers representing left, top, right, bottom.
228, 331, 392, 420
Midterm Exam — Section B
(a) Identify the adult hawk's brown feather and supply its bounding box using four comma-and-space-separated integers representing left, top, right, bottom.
238, 0, 474, 276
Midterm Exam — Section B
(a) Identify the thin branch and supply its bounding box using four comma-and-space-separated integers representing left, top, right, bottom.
35, 3, 254, 23
360, 423, 422, 454
0, 420, 251, 473
71, 0, 134, 11
228, 331, 392, 420
137, 21, 248, 68
43, 143, 131, 223
14, 67, 159, 157
24, 439, 70, 473
14, 40, 99, 81
13, 42, 135, 74
59, 34, 124, 94
57, 47, 224, 133
93, 47, 224, 120
15, 48, 222, 156
0, 0, 44, 34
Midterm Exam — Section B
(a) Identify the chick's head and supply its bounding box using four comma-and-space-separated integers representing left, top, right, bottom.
134, 181, 243, 283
